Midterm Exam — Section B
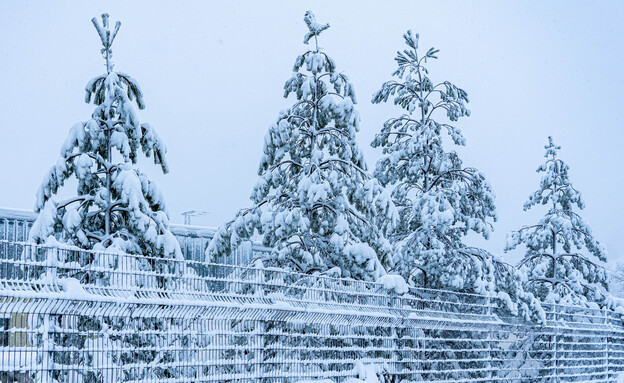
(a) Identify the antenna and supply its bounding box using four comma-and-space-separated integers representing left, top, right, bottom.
181, 210, 209, 226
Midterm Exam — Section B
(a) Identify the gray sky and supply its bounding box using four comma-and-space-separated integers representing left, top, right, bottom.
1, 1, 622, 266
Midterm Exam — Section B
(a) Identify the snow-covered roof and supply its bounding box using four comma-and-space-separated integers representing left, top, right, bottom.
0, 207, 37, 221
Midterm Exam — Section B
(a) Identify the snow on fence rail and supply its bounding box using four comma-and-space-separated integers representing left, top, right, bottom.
0, 240, 623, 382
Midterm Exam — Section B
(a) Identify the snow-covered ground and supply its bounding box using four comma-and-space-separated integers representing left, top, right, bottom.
297, 362, 385, 383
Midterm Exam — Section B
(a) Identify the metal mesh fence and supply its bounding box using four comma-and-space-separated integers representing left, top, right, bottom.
0, 240, 622, 382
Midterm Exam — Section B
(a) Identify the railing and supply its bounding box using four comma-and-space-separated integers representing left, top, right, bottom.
0, 240, 623, 382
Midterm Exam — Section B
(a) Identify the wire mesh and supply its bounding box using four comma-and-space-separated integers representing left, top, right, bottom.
0, 240, 622, 382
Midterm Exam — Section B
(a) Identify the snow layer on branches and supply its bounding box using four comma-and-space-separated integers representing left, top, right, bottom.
29, 14, 185, 383
30, 50, 180, 260
207, 11, 397, 281
370, 31, 543, 322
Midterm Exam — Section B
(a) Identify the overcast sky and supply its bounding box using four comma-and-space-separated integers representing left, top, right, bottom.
1, 1, 622, 266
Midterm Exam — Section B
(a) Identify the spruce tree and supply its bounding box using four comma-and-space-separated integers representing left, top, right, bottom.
371, 31, 501, 293
208, 11, 396, 280
506, 137, 609, 306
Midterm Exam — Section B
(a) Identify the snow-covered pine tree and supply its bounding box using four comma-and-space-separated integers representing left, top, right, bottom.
369, 38, 549, 375
30, 14, 180, 260
506, 137, 609, 307
371, 34, 545, 383
28, 14, 182, 382
207, 11, 396, 281
370, 31, 500, 292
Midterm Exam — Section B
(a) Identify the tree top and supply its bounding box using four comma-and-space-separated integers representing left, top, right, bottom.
91, 13, 121, 73
544, 136, 561, 159
303, 11, 330, 46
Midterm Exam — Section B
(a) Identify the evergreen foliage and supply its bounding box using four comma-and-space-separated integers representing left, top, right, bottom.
30, 14, 181, 260
370, 31, 543, 321
208, 11, 397, 280
28, 14, 182, 382
506, 137, 609, 306
371, 32, 491, 288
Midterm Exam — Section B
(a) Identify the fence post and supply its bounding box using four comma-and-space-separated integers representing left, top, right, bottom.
554, 304, 559, 383
254, 319, 265, 380
605, 309, 610, 381
39, 311, 54, 383
486, 295, 493, 381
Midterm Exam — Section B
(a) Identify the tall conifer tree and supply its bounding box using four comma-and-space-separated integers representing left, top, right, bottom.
208, 11, 396, 280
371, 31, 497, 290
30, 14, 180, 260
29, 14, 182, 382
